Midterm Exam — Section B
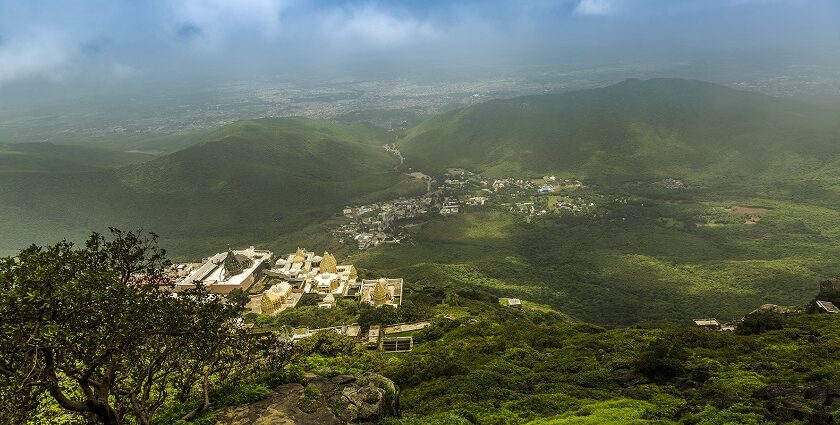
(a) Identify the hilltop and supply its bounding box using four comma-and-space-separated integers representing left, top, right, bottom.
398, 79, 840, 201
0, 118, 416, 257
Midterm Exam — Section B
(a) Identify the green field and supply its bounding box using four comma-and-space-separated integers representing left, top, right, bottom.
348, 191, 840, 325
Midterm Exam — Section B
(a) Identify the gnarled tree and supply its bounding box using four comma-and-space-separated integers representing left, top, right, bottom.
0, 229, 261, 424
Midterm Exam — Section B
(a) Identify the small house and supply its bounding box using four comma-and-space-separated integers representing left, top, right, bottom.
816, 300, 840, 314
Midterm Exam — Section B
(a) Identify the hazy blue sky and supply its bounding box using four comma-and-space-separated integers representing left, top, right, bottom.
1, 0, 839, 87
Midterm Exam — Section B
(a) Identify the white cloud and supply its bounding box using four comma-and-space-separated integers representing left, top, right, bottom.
323, 6, 438, 48
0, 32, 72, 85
574, 0, 618, 16
168, 0, 294, 48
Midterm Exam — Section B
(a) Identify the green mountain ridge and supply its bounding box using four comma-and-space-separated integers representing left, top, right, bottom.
398, 78, 840, 199
0, 117, 408, 257
3, 80, 840, 324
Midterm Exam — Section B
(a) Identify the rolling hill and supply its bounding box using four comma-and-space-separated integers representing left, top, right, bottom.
0, 117, 412, 257
4, 81, 840, 324
350, 79, 840, 324
0, 142, 153, 172
398, 78, 840, 199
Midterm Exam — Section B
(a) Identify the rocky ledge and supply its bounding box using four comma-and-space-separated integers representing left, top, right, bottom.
216, 373, 398, 424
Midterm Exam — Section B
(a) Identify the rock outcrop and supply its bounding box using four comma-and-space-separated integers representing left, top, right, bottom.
215, 373, 398, 424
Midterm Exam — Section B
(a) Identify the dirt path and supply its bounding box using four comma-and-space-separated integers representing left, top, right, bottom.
383, 143, 404, 170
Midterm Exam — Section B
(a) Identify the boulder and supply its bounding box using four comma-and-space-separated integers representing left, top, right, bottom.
819, 278, 840, 295
215, 373, 399, 424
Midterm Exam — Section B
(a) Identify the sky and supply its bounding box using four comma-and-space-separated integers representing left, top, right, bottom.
1, 0, 839, 88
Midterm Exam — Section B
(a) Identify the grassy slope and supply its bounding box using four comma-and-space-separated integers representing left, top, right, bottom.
384, 306, 840, 424
0, 142, 153, 172
0, 117, 402, 257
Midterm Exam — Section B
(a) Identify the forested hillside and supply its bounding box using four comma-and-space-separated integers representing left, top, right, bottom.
399, 79, 840, 203
0, 118, 409, 257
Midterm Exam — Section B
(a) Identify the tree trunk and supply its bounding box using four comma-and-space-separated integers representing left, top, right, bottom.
180, 373, 210, 421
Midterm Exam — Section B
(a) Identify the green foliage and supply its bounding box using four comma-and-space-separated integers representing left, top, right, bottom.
151, 401, 217, 425
680, 404, 771, 425
355, 194, 837, 325
700, 371, 767, 399
381, 412, 473, 425
298, 384, 323, 413
0, 117, 402, 257
295, 331, 359, 357
226, 288, 250, 310
362, 299, 840, 424
635, 338, 688, 382
359, 303, 401, 328
250, 365, 306, 388
303, 383, 322, 399
0, 230, 294, 425
737, 311, 785, 335
525, 399, 657, 424
209, 383, 271, 408
297, 292, 324, 307
400, 79, 840, 185
0, 142, 152, 173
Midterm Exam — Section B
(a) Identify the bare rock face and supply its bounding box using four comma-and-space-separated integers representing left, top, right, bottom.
817, 278, 840, 305
215, 383, 339, 425
819, 278, 840, 294
215, 373, 398, 425
315, 373, 399, 423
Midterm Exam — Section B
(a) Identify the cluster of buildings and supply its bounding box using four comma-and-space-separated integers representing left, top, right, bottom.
333, 196, 433, 250
325, 166, 598, 252
170, 247, 403, 315
484, 177, 535, 193
556, 197, 586, 213
439, 197, 461, 215
170, 246, 273, 294
284, 320, 431, 352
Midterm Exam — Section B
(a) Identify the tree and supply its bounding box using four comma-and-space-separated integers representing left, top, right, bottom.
295, 331, 358, 357
358, 304, 400, 330
635, 338, 688, 382
227, 288, 251, 310
0, 229, 269, 425
737, 311, 784, 335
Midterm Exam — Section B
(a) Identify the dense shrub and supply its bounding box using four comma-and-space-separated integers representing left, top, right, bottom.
635, 338, 688, 382
737, 311, 785, 335
210, 383, 272, 408
295, 331, 359, 357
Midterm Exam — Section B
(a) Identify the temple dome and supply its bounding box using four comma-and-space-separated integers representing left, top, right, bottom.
372, 278, 390, 305
320, 252, 338, 274
218, 250, 252, 281
292, 248, 306, 263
